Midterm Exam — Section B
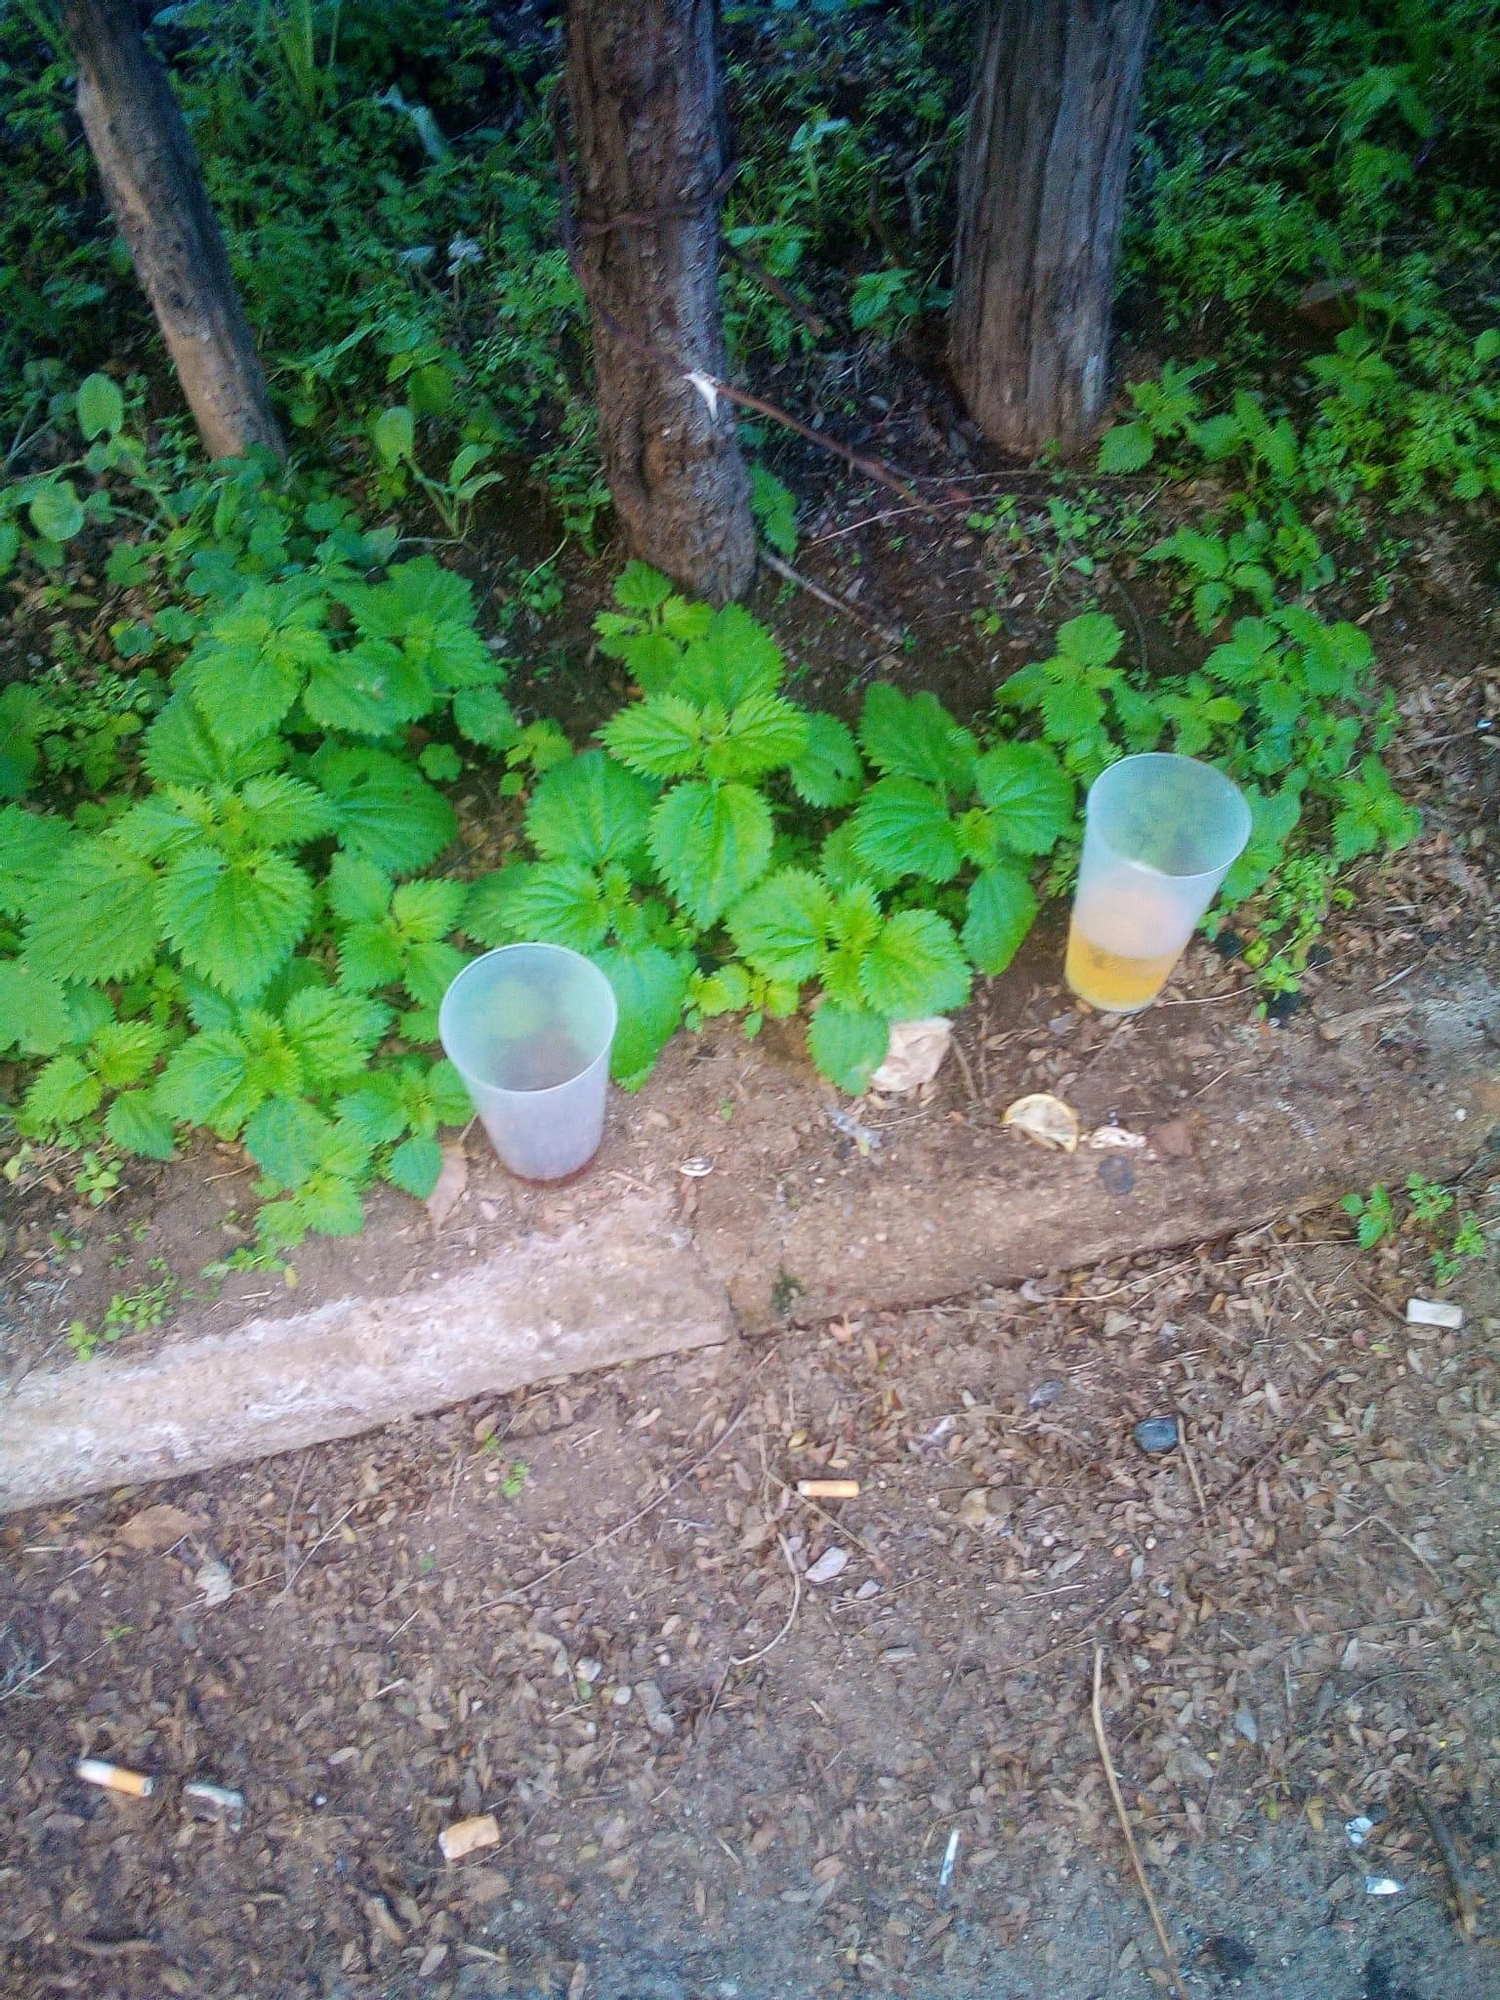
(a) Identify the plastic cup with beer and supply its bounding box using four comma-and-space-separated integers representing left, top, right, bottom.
1065, 752, 1251, 1014
438, 944, 617, 1180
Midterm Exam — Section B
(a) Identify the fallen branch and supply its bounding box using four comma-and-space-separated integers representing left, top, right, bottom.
758, 547, 904, 653
1412, 1790, 1479, 1939
730, 1532, 801, 1669
1091, 1646, 1189, 2000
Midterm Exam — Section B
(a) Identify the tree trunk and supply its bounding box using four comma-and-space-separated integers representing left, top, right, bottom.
61, 0, 284, 461
564, 0, 754, 604
951, 0, 1157, 457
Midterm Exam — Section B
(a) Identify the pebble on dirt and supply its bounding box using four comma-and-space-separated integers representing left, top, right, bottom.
439, 1812, 501, 1861
1133, 1416, 1180, 1454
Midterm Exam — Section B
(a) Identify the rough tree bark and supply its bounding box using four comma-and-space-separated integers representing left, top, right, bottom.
61, 0, 284, 461
564, 0, 754, 603
951, 0, 1158, 456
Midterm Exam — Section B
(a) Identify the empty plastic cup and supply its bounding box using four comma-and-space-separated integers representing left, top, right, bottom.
1065, 753, 1251, 1014
438, 944, 618, 1180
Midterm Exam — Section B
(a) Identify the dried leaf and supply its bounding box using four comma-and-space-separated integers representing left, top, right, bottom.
115, 1503, 201, 1552
426, 1140, 468, 1231
194, 1557, 233, 1608
1002, 1092, 1079, 1152
869, 1017, 952, 1095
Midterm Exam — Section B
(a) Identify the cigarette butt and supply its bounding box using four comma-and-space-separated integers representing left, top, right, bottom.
76, 1759, 155, 1798
797, 1479, 860, 1500
184, 1781, 245, 1824
439, 1812, 501, 1862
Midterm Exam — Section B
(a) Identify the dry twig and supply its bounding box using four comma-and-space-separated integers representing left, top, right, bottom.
1091, 1646, 1190, 2000
1412, 1791, 1480, 1938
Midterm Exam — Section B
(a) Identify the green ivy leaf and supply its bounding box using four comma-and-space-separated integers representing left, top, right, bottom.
157, 848, 313, 998
962, 864, 1039, 975
24, 837, 160, 984
525, 750, 655, 870
595, 945, 691, 1086
649, 780, 773, 926
849, 777, 964, 885
727, 868, 832, 983
973, 743, 1075, 855
807, 1002, 888, 1095
312, 746, 458, 875
858, 685, 977, 791
856, 909, 970, 1020
387, 1132, 444, 1198
106, 1089, 177, 1160
788, 711, 862, 808
0, 960, 73, 1055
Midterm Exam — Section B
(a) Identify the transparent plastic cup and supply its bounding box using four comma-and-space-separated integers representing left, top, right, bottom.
438, 944, 618, 1180
1065, 753, 1251, 1014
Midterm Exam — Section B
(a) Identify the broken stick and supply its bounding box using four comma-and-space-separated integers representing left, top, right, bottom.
1091, 1647, 1189, 2000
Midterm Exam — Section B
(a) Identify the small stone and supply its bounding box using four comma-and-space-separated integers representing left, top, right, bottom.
637, 1681, 675, 1737
1098, 1154, 1137, 1195
1027, 1380, 1064, 1409
1133, 1417, 1179, 1455
1234, 1708, 1259, 1745
805, 1545, 849, 1585
611, 1684, 633, 1706
855, 1580, 880, 1600
956, 1490, 989, 1529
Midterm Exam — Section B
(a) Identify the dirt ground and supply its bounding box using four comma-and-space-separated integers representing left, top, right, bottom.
3, 1205, 1497, 1999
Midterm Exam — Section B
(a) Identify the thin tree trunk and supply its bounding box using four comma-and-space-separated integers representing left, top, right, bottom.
951, 0, 1157, 457
564, 0, 754, 604
62, 0, 284, 461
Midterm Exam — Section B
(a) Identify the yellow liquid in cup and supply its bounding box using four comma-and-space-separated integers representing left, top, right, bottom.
1065, 881, 1187, 1013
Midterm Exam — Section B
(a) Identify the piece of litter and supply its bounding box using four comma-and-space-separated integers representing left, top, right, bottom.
195, 1558, 233, 1609
1002, 1092, 1079, 1152
796, 1479, 860, 1499
826, 1107, 882, 1152
684, 370, 720, 422
920, 1414, 957, 1445
1028, 1380, 1065, 1409
439, 1813, 500, 1862
869, 1017, 952, 1095
1345, 1816, 1374, 1848
76, 1759, 154, 1798
1365, 1876, 1403, 1896
184, 1781, 244, 1827
1085, 1125, 1147, 1150
1234, 1708, 1259, 1745
678, 1156, 715, 1177
805, 1546, 849, 1586
938, 1828, 960, 1890
1406, 1298, 1463, 1329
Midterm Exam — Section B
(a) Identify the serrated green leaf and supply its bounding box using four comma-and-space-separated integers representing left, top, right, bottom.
857, 909, 970, 1020
185, 603, 330, 748
1055, 614, 1124, 670
312, 746, 458, 874
807, 1002, 888, 1095
601, 695, 705, 778
858, 685, 976, 791
21, 1052, 101, 1130
499, 859, 609, 952
154, 1026, 261, 1133
962, 864, 1038, 974
0, 806, 73, 917
461, 865, 536, 946
337, 1072, 408, 1145
848, 777, 964, 884
142, 695, 284, 790
245, 1098, 333, 1187
401, 938, 468, 1007
612, 561, 675, 612
1040, 679, 1107, 742
1096, 421, 1155, 473
89, 1018, 166, 1089
302, 637, 434, 737
788, 711, 862, 808
649, 780, 773, 926
345, 559, 494, 690
390, 878, 468, 943
157, 848, 312, 997
106, 1089, 177, 1160
727, 867, 832, 983
525, 750, 655, 870
328, 852, 392, 926
596, 945, 690, 1086
671, 607, 786, 708
0, 959, 73, 1055
24, 837, 160, 984
237, 773, 336, 850
973, 742, 1075, 855
453, 685, 519, 749
283, 987, 389, 1080
427, 1057, 472, 1125
336, 923, 403, 991
707, 691, 808, 780
388, 1132, 444, 1197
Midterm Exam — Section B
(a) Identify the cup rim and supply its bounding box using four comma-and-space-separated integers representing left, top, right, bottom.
438, 942, 619, 1096
1085, 751, 1252, 881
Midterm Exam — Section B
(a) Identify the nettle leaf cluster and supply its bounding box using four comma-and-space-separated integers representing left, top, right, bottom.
0, 551, 519, 1243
